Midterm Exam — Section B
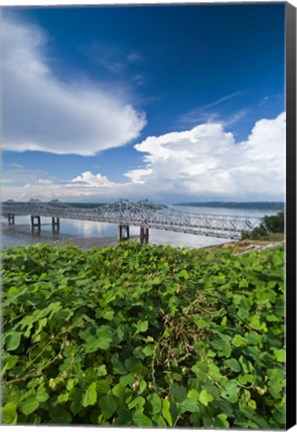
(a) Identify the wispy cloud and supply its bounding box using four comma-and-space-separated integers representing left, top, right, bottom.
81, 42, 141, 74
9, 163, 23, 169
178, 90, 246, 126
127, 52, 142, 64
220, 110, 248, 127
2, 168, 49, 184
202, 91, 245, 110
258, 96, 269, 107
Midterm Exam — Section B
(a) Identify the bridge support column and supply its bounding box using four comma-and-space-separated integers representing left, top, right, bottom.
52, 217, 60, 234
31, 215, 41, 234
140, 227, 149, 245
8, 213, 15, 225
118, 225, 130, 242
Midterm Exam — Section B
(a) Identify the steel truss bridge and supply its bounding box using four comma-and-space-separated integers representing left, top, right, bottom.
2, 198, 267, 242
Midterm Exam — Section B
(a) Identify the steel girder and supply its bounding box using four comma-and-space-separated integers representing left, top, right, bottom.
1, 199, 266, 239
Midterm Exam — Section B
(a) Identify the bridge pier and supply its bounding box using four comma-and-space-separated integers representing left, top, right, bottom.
31, 215, 41, 234
140, 227, 149, 245
8, 213, 15, 225
118, 224, 130, 242
52, 217, 60, 234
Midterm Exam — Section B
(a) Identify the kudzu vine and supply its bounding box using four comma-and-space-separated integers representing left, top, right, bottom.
1, 241, 285, 427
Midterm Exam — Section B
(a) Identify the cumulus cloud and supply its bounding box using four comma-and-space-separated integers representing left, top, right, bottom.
2, 15, 146, 156
126, 112, 286, 201
72, 171, 115, 188
2, 113, 285, 202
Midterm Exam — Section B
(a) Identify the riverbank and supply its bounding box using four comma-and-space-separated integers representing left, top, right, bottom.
203, 237, 285, 254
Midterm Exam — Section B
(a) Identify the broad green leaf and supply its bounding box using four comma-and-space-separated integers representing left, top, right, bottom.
135, 320, 148, 334
199, 389, 213, 406
2, 402, 18, 424
237, 307, 249, 320
214, 413, 229, 428
99, 395, 118, 418
112, 383, 127, 398
248, 399, 257, 409
225, 358, 241, 372
114, 407, 131, 425
169, 383, 187, 403
6, 332, 22, 351
152, 414, 167, 427
81, 325, 113, 352
138, 380, 147, 394
66, 379, 76, 391
120, 374, 135, 387
222, 382, 239, 403
97, 364, 107, 376
1, 354, 19, 375
274, 348, 285, 362
187, 389, 199, 401
202, 416, 213, 428
57, 392, 69, 403
152, 277, 161, 285
162, 399, 172, 426
180, 398, 199, 413
210, 339, 231, 357
142, 344, 154, 357
133, 412, 153, 427
36, 384, 49, 402
177, 269, 189, 279
69, 388, 82, 415
147, 393, 162, 415
128, 396, 145, 409
49, 407, 72, 424
20, 397, 39, 415
249, 315, 263, 331
96, 326, 114, 350
239, 356, 253, 373
232, 334, 248, 347
82, 382, 97, 407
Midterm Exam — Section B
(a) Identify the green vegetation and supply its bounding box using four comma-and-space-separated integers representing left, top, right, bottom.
241, 211, 284, 240
1, 242, 285, 427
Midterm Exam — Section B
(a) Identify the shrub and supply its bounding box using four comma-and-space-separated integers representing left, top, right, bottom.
1, 242, 285, 427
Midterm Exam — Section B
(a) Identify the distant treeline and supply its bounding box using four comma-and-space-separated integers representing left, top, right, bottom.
174, 201, 284, 210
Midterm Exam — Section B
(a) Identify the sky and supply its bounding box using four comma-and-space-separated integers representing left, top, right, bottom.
1, 3, 286, 203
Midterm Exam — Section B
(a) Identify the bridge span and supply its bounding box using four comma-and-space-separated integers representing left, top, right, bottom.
2, 199, 267, 244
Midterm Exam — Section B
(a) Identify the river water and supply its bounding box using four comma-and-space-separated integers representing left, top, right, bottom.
1, 205, 279, 250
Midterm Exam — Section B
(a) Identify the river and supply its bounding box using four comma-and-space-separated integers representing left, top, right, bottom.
1, 205, 279, 250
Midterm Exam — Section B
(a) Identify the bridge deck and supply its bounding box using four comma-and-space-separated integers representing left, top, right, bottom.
1, 199, 265, 240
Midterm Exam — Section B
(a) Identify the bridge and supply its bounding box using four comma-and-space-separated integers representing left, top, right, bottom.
2, 199, 267, 244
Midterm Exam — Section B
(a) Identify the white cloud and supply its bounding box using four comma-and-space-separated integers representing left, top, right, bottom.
2, 113, 285, 202
2, 15, 146, 156
127, 112, 285, 201
72, 171, 114, 188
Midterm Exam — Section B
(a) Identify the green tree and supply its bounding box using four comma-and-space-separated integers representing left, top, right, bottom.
241, 210, 284, 240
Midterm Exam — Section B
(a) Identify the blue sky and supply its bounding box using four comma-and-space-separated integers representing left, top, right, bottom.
2, 4, 286, 203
